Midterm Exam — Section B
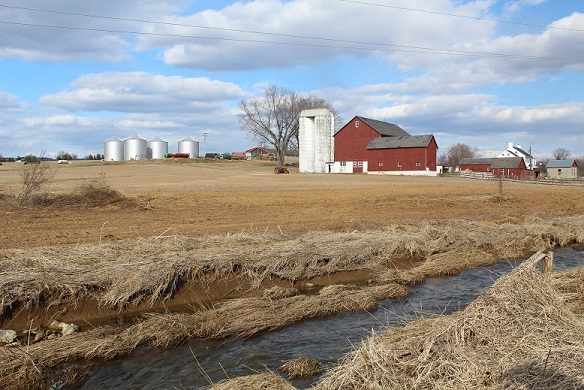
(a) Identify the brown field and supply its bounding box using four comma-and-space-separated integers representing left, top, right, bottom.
0, 159, 583, 389
1, 159, 583, 248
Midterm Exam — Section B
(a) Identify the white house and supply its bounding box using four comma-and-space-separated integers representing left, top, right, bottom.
497, 142, 536, 169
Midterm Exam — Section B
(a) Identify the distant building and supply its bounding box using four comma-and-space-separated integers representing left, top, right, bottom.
459, 157, 536, 179
546, 159, 578, 179
497, 142, 536, 169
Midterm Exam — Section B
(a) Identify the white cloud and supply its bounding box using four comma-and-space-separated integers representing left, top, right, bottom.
503, 0, 546, 16
0, 1, 189, 61
137, 0, 494, 71
40, 72, 247, 113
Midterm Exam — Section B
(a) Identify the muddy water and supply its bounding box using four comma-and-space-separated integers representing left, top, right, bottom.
80, 249, 584, 389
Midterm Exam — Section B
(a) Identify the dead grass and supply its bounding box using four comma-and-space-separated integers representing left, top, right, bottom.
0, 215, 583, 389
314, 252, 584, 389
280, 356, 322, 378
1, 174, 132, 209
210, 372, 296, 390
552, 266, 584, 318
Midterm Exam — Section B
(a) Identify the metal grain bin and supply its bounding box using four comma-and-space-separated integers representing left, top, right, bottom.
147, 136, 168, 159
104, 136, 124, 161
124, 134, 147, 160
178, 136, 199, 159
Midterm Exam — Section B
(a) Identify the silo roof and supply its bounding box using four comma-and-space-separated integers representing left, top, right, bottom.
124, 134, 146, 141
148, 136, 167, 142
105, 136, 123, 142
179, 136, 198, 142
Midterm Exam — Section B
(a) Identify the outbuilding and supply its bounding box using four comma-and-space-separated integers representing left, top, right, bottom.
546, 159, 578, 179
459, 157, 536, 179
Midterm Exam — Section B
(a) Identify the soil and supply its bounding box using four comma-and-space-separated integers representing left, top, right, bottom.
1, 159, 582, 249
0, 159, 583, 335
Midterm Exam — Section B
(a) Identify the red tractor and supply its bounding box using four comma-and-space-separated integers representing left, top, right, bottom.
274, 166, 290, 174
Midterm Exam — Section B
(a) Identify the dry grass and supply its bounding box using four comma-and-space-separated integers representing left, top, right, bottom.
315, 252, 584, 389
280, 356, 323, 378
1, 174, 131, 209
0, 215, 583, 389
210, 372, 296, 390
552, 266, 584, 318
1, 215, 582, 318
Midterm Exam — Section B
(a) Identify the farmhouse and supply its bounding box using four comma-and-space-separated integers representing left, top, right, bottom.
459, 157, 536, 179
328, 116, 438, 175
497, 142, 537, 169
546, 159, 578, 179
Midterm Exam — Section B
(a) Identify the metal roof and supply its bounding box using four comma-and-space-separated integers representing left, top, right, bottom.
124, 134, 146, 141
460, 157, 523, 168
546, 159, 576, 168
105, 136, 123, 142
366, 135, 434, 150
358, 117, 411, 137
179, 136, 198, 142
148, 136, 167, 143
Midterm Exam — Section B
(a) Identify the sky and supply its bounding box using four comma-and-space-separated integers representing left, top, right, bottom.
1, 0, 583, 160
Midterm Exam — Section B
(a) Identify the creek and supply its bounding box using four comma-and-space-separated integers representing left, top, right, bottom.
80, 248, 584, 389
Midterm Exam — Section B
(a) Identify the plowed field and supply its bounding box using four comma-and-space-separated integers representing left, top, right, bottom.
1, 159, 582, 249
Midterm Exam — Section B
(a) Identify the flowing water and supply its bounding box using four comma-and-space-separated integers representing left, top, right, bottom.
80, 248, 584, 389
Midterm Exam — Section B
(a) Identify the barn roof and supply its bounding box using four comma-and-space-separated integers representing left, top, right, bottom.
358, 117, 411, 137
460, 158, 495, 166
366, 135, 434, 150
546, 159, 577, 168
460, 157, 524, 168
490, 157, 524, 168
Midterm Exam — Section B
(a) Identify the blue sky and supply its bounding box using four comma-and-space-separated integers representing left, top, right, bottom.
1, 0, 583, 160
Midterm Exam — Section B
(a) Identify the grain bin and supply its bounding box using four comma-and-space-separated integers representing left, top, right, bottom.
147, 136, 168, 159
124, 134, 147, 160
178, 136, 199, 159
299, 108, 334, 173
104, 136, 124, 161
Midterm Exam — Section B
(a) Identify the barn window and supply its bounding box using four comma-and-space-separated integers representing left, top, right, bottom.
415, 162, 421, 167
397, 163, 402, 168
355, 120, 360, 128
357, 161, 363, 167
379, 162, 383, 167
340, 161, 346, 167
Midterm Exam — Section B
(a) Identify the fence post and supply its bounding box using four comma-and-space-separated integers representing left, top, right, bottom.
542, 252, 554, 275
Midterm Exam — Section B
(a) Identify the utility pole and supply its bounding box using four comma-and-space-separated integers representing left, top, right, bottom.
202, 132, 208, 158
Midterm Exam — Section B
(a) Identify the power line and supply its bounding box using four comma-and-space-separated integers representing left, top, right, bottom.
0, 4, 582, 62
339, 0, 584, 33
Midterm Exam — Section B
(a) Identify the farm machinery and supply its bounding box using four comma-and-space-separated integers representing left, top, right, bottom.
274, 166, 290, 174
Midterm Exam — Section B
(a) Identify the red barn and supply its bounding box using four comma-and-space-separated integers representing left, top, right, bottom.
459, 157, 536, 179
331, 116, 438, 175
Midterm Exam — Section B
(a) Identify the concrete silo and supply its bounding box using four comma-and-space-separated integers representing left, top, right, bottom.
178, 136, 199, 159
104, 136, 124, 161
123, 134, 147, 160
147, 136, 168, 159
299, 108, 334, 173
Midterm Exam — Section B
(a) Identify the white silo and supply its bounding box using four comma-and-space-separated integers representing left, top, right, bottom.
147, 136, 168, 159
123, 134, 147, 160
178, 136, 199, 159
104, 136, 124, 161
299, 108, 334, 173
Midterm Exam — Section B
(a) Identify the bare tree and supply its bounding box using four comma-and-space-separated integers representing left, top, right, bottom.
552, 148, 571, 160
444, 143, 479, 167
576, 155, 584, 177
18, 151, 54, 206
238, 85, 338, 165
